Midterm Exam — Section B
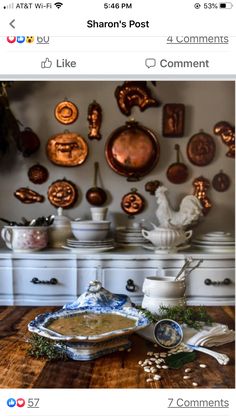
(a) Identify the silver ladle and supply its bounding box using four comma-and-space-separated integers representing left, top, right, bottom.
174, 257, 193, 281
175, 257, 203, 281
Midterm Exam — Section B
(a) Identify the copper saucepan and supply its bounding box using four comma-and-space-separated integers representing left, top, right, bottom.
166, 144, 188, 184
86, 162, 107, 206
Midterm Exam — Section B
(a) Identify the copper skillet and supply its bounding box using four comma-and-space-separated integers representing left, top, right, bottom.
105, 120, 160, 181
166, 144, 188, 184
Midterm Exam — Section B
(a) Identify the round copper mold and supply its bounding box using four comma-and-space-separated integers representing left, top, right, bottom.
46, 132, 88, 166
47, 179, 78, 209
121, 188, 145, 215
105, 121, 160, 180
212, 171, 230, 192
187, 132, 216, 166
28, 164, 49, 184
54, 100, 78, 125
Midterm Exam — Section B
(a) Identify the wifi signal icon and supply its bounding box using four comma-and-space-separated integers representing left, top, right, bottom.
54, 2, 63, 8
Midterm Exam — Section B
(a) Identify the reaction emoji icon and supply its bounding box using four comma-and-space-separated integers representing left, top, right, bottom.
17, 36, 25, 43
26, 36, 34, 43
7, 36, 16, 43
17, 398, 25, 408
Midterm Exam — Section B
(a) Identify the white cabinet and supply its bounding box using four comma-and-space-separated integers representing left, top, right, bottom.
0, 259, 13, 305
11, 258, 77, 305
0, 249, 234, 306
77, 268, 97, 294
103, 268, 157, 303
161, 259, 235, 305
187, 268, 234, 305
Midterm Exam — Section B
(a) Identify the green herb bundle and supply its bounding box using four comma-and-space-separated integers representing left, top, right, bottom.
27, 334, 68, 360
137, 305, 212, 330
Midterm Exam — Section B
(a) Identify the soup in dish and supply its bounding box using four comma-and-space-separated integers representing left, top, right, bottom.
48, 313, 136, 336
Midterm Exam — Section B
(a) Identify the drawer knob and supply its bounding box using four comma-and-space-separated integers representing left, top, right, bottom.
126, 279, 136, 292
31, 277, 58, 285
204, 278, 231, 286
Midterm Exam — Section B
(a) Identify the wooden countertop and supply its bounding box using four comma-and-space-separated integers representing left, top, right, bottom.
0, 306, 234, 389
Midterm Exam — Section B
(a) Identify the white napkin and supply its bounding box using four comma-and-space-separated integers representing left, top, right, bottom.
137, 322, 235, 347
183, 322, 235, 348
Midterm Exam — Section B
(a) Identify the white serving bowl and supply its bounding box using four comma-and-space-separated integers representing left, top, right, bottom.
142, 225, 192, 249
70, 220, 110, 241
142, 275, 186, 298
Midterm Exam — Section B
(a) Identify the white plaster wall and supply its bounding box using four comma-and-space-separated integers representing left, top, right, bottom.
0, 81, 235, 236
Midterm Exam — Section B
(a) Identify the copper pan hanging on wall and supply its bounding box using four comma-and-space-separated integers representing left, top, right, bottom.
166, 144, 189, 184
105, 120, 160, 181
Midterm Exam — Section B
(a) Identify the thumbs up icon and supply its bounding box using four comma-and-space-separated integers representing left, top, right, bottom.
41, 58, 52, 69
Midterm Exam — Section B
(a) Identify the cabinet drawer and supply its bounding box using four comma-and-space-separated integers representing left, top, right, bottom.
77, 268, 97, 294
13, 267, 76, 296
186, 268, 235, 297
14, 259, 75, 269
0, 268, 12, 294
103, 268, 157, 296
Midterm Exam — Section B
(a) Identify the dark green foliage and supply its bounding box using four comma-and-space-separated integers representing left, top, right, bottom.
136, 305, 212, 330
27, 334, 68, 360
166, 351, 196, 369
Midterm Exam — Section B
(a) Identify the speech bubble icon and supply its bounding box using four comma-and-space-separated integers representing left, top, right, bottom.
145, 58, 156, 68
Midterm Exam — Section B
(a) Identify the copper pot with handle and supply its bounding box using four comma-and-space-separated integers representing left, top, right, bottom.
86, 162, 107, 206
166, 144, 188, 184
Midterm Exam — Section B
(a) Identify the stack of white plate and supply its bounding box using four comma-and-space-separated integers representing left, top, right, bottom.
62, 238, 115, 253
115, 226, 149, 247
192, 231, 235, 253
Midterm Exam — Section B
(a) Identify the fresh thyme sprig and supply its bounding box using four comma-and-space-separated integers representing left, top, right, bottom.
136, 305, 212, 330
27, 334, 68, 360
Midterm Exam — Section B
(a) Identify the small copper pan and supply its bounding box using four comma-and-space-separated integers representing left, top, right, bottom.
166, 144, 188, 184
86, 162, 107, 206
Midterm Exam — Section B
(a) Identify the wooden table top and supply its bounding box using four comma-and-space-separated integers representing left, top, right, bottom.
0, 306, 234, 389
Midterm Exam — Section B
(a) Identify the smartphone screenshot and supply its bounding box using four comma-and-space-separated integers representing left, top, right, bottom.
0, 1, 235, 418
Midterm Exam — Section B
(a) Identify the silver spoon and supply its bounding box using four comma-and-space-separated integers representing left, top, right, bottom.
187, 344, 230, 365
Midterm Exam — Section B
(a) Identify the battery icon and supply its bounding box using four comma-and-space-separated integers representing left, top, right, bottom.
219, 2, 233, 8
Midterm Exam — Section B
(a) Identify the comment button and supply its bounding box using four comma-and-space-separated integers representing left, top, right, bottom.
145, 58, 156, 68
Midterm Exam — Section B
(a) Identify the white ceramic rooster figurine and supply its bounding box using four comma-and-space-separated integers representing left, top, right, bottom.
155, 186, 203, 228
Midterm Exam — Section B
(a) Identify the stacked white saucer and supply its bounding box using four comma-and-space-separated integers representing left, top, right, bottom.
192, 231, 235, 253
115, 226, 149, 247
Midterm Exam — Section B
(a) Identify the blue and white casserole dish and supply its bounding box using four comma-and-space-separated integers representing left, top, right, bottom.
28, 280, 150, 360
